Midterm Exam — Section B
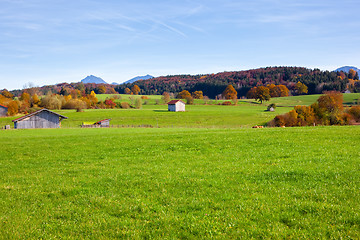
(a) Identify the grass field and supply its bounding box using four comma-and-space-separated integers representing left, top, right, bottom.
1, 93, 359, 128
0, 126, 359, 238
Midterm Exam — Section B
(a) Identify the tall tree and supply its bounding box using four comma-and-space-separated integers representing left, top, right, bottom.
295, 82, 308, 95
222, 85, 237, 99
131, 85, 141, 95
254, 86, 271, 103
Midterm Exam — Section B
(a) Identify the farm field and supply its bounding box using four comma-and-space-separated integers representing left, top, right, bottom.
0, 126, 359, 238
1, 93, 359, 128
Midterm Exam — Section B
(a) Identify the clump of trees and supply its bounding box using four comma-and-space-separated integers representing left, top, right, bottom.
247, 84, 290, 103
269, 92, 360, 127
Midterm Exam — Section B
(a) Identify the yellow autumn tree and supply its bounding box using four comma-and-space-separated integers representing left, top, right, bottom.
222, 85, 237, 99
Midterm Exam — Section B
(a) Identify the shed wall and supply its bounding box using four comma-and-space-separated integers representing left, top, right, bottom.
168, 105, 176, 112
100, 120, 110, 127
15, 111, 60, 129
175, 102, 185, 112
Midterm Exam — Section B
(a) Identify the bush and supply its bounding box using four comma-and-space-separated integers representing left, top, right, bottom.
120, 102, 130, 109
348, 106, 360, 122
141, 96, 149, 99
267, 103, 276, 111
135, 98, 142, 109
63, 99, 87, 110
222, 101, 232, 105
185, 96, 194, 105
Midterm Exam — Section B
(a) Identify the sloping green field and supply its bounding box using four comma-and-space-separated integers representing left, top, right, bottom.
1, 94, 359, 128
0, 127, 359, 239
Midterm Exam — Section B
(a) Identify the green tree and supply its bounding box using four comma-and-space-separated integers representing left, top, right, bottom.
295, 82, 308, 95
255, 86, 271, 103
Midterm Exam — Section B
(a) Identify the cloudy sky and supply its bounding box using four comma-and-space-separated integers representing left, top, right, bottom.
1, 0, 359, 90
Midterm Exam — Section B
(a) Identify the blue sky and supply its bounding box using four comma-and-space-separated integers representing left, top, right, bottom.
1, 0, 359, 90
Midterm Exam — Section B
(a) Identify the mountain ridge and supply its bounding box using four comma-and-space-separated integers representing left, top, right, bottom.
81, 75, 107, 84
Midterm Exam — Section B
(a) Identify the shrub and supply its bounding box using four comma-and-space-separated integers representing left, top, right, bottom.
135, 98, 142, 109
222, 101, 232, 105
348, 106, 360, 122
267, 103, 276, 111
121, 102, 130, 109
104, 99, 116, 109
141, 96, 149, 99
63, 99, 87, 110
185, 96, 194, 105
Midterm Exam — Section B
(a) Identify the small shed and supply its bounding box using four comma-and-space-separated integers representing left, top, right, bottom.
94, 119, 111, 127
0, 104, 8, 117
12, 108, 68, 129
168, 100, 186, 112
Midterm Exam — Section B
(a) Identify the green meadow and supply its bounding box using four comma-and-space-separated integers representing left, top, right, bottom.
1, 93, 359, 128
0, 94, 360, 238
0, 127, 359, 239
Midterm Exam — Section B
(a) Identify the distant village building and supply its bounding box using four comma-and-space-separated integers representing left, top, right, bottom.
0, 104, 8, 117
167, 100, 186, 112
94, 119, 111, 127
12, 109, 68, 129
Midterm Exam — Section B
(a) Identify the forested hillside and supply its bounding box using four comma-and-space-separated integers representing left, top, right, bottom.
116, 67, 356, 98
4, 67, 359, 98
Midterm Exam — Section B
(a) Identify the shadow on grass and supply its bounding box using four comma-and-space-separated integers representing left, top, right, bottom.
153, 110, 169, 113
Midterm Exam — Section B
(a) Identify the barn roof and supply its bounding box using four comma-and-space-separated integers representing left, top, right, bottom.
95, 119, 111, 124
167, 100, 185, 105
0, 104, 8, 108
12, 108, 68, 122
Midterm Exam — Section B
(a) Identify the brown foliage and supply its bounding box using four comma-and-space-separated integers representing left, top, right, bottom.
348, 106, 360, 122
120, 102, 130, 109
222, 85, 237, 100
177, 90, 191, 99
96, 85, 107, 94
317, 91, 343, 113
221, 101, 232, 105
124, 88, 131, 94
162, 92, 170, 103
7, 101, 20, 116
185, 96, 194, 105
192, 91, 204, 99
131, 85, 141, 95
1, 90, 14, 99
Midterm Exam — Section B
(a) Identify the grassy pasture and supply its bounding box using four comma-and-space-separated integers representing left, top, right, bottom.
0, 126, 359, 239
0, 94, 359, 128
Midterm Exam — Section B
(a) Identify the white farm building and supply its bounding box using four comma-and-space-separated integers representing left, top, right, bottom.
167, 100, 186, 112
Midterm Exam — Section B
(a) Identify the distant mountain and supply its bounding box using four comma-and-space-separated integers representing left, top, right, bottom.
335, 66, 360, 74
122, 75, 153, 84
81, 75, 107, 84
111, 82, 119, 85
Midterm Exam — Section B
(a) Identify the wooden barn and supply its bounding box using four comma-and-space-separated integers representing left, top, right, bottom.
167, 100, 186, 112
12, 109, 68, 129
94, 119, 111, 127
0, 104, 8, 117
